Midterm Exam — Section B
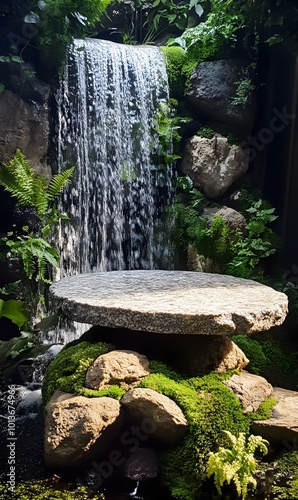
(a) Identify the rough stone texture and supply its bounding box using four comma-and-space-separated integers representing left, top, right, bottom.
180, 134, 249, 198
49, 271, 288, 336
223, 372, 273, 413
44, 391, 121, 469
0, 89, 51, 179
175, 335, 249, 375
205, 206, 247, 238
251, 387, 298, 444
186, 59, 256, 135
85, 350, 150, 391
121, 388, 188, 444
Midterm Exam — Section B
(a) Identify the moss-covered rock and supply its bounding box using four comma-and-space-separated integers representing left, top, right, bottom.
139, 362, 250, 500
160, 46, 186, 98
42, 341, 114, 406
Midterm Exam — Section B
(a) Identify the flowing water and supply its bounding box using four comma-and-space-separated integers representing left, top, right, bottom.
50, 38, 174, 343
55, 38, 173, 280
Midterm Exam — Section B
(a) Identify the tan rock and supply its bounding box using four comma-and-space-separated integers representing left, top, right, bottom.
85, 350, 150, 391
121, 388, 188, 444
180, 134, 249, 198
252, 387, 298, 444
223, 371, 273, 413
44, 391, 121, 469
175, 335, 249, 375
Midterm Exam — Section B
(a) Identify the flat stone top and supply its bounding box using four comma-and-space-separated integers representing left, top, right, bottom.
49, 271, 288, 335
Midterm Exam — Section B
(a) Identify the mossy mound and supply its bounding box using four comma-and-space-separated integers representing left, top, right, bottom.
42, 341, 114, 406
41, 345, 273, 499
233, 335, 298, 389
0, 481, 105, 499
140, 362, 250, 500
161, 46, 187, 98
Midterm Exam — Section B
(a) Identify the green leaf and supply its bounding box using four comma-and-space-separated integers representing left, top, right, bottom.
0, 299, 28, 327
0, 83, 4, 94
195, 4, 204, 17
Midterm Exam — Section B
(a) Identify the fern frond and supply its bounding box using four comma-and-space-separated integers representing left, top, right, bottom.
46, 167, 75, 201
32, 175, 48, 217
0, 150, 35, 206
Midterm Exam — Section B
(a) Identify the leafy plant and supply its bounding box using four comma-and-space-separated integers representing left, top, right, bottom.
3, 230, 59, 283
226, 199, 279, 279
0, 314, 59, 382
0, 298, 28, 327
151, 102, 182, 166
0, 149, 74, 237
206, 431, 269, 499
232, 65, 256, 108
30, 0, 111, 68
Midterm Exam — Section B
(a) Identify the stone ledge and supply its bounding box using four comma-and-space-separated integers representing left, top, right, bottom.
50, 271, 288, 335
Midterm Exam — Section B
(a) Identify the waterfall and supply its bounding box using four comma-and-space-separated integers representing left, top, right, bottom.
50, 39, 174, 343
55, 38, 173, 280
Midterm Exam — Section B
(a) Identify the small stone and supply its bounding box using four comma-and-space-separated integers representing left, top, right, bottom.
121, 388, 188, 444
223, 372, 273, 413
85, 350, 150, 391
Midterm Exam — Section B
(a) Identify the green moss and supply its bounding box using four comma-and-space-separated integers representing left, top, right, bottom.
79, 385, 125, 400
139, 369, 250, 500
0, 481, 105, 499
247, 397, 277, 421
160, 46, 186, 98
233, 335, 267, 375
196, 127, 215, 139
42, 341, 114, 406
233, 335, 298, 389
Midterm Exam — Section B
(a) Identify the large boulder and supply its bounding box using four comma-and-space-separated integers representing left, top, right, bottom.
85, 350, 150, 391
180, 134, 249, 198
251, 387, 298, 444
121, 388, 188, 444
186, 59, 255, 135
44, 391, 122, 469
222, 372, 273, 413
0, 89, 51, 179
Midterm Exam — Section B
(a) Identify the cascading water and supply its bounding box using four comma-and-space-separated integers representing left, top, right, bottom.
55, 38, 173, 280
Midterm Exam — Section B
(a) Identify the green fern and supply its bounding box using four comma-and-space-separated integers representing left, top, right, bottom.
206, 431, 269, 499
5, 233, 59, 283
0, 150, 74, 219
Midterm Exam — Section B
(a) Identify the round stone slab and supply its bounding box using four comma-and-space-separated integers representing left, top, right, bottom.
49, 271, 288, 335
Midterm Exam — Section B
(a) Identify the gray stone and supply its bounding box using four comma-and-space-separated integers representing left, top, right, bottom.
121, 388, 188, 444
44, 391, 121, 469
0, 89, 51, 179
180, 134, 249, 198
85, 350, 150, 391
223, 372, 273, 413
251, 387, 298, 444
186, 59, 255, 135
49, 270, 288, 336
